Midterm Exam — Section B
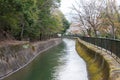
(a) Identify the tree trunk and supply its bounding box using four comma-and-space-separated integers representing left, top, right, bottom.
111, 25, 115, 39
94, 29, 97, 38
20, 23, 24, 40
87, 28, 92, 37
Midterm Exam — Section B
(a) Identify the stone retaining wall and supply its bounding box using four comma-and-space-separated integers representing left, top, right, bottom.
0, 38, 62, 79
76, 38, 120, 80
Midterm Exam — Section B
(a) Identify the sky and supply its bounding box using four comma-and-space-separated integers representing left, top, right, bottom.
59, 0, 120, 22
59, 0, 75, 22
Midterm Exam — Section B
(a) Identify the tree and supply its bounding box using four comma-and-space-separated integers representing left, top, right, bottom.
71, 0, 106, 37
0, 0, 70, 41
99, 0, 120, 39
52, 9, 70, 33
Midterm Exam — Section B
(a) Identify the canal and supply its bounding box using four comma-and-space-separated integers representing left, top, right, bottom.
3, 39, 88, 80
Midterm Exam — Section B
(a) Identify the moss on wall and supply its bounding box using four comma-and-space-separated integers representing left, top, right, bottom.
76, 39, 109, 80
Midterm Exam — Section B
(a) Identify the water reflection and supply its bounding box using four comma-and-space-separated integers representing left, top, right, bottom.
3, 39, 88, 80
53, 39, 88, 80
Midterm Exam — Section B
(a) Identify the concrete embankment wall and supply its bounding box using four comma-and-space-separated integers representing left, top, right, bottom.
76, 38, 120, 80
0, 38, 62, 79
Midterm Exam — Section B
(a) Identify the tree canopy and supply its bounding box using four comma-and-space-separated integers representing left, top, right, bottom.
71, 0, 120, 39
0, 0, 70, 41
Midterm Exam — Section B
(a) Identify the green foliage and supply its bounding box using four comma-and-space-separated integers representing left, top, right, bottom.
0, 0, 70, 41
51, 9, 70, 33
62, 17, 70, 33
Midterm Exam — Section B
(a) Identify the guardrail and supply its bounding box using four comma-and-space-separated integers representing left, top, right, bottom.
62, 35, 120, 62
79, 36, 120, 59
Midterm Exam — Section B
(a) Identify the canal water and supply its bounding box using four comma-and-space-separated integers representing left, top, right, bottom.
3, 39, 88, 80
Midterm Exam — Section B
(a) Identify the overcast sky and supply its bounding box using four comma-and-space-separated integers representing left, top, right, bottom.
59, 0, 74, 14
59, 0, 120, 22
59, 0, 75, 22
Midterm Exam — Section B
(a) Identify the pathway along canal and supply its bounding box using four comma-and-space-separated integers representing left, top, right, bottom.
3, 39, 88, 80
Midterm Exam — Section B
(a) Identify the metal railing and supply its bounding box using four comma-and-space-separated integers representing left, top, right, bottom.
79, 36, 120, 59
63, 35, 120, 62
